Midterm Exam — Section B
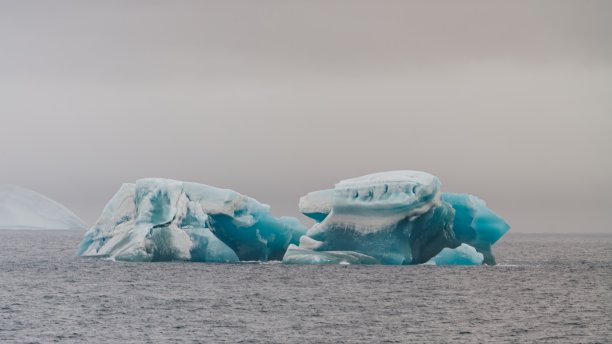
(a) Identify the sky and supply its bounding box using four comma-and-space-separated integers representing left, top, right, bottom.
0, 1, 610, 233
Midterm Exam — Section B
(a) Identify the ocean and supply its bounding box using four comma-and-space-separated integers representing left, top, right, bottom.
0, 230, 610, 343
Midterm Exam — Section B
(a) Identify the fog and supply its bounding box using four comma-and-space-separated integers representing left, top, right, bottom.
1, 1, 610, 232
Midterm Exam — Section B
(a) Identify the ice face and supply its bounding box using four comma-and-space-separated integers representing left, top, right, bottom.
77, 178, 306, 262
287, 171, 459, 265
441, 193, 510, 265
283, 171, 509, 265
298, 189, 334, 222
0, 184, 87, 230
424, 243, 484, 266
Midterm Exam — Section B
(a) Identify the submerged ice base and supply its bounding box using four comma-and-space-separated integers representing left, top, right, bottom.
77, 179, 306, 262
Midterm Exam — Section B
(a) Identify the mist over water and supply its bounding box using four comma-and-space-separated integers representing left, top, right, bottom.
1, 230, 610, 343
1, 1, 611, 234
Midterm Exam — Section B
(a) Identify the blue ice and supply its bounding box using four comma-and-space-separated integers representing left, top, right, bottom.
425, 243, 484, 265
283, 171, 510, 265
78, 171, 509, 266
77, 178, 306, 262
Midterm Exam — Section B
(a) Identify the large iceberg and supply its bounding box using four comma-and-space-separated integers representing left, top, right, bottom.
284, 171, 509, 265
0, 184, 87, 230
78, 171, 509, 265
77, 179, 307, 262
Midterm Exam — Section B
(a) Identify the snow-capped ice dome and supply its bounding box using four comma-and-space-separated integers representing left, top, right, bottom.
0, 184, 87, 230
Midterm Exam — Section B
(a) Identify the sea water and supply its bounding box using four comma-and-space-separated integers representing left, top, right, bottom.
0, 231, 610, 343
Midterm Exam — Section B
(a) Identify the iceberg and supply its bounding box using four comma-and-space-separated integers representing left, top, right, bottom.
78, 171, 509, 266
424, 243, 484, 266
282, 171, 509, 265
77, 178, 307, 262
0, 184, 87, 230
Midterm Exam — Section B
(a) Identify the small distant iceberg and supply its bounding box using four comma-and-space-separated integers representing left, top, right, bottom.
424, 244, 484, 266
0, 184, 87, 230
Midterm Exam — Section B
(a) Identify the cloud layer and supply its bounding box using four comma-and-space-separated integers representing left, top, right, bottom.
1, 1, 610, 232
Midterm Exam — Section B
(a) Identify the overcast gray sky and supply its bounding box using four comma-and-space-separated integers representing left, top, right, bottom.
0, 1, 610, 233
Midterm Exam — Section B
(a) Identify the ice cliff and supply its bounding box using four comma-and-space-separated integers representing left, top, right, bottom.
287, 171, 509, 265
0, 184, 87, 230
77, 179, 306, 262
78, 171, 509, 265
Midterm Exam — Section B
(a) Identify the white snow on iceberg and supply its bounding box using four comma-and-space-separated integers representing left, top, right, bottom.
282, 244, 380, 265
0, 184, 87, 230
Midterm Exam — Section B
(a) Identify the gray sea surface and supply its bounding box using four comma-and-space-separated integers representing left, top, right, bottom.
0, 230, 610, 343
